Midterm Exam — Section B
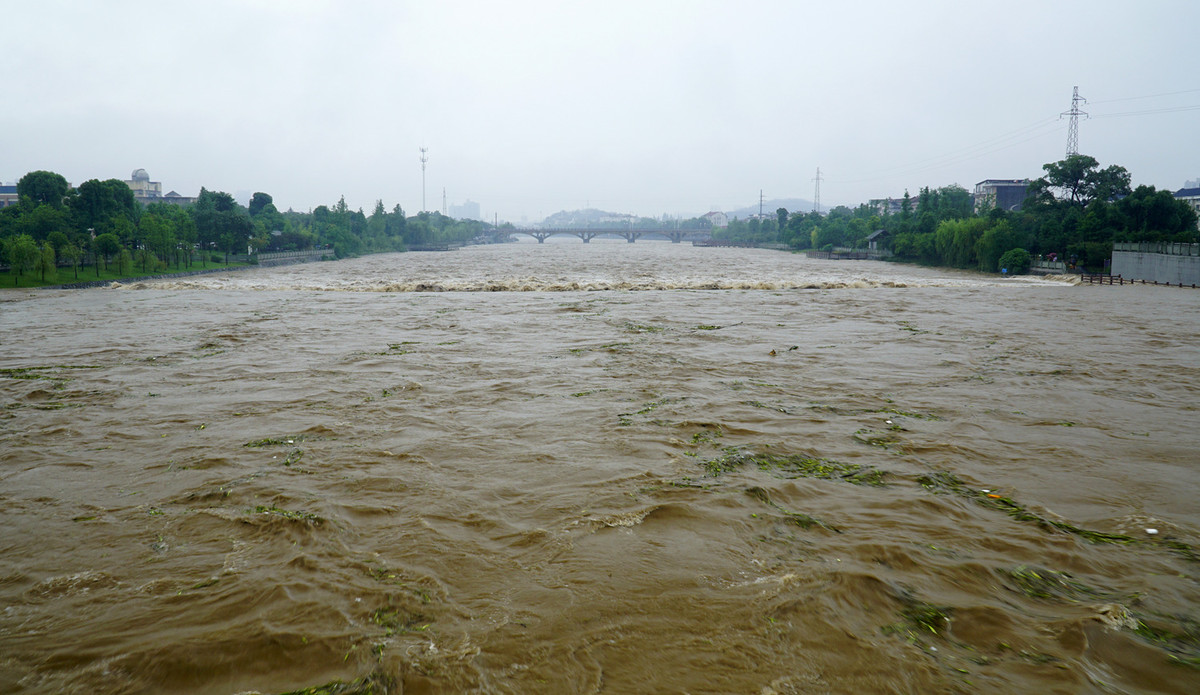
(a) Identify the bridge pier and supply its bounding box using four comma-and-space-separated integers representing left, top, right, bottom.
619, 231, 643, 243
531, 232, 553, 244
665, 231, 687, 244
575, 231, 598, 243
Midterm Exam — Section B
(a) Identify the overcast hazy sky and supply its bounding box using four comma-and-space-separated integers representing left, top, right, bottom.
7, 0, 1199, 222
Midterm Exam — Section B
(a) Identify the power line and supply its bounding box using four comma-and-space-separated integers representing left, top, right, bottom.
1092, 103, 1200, 119
1089, 87, 1200, 105
830, 119, 1064, 185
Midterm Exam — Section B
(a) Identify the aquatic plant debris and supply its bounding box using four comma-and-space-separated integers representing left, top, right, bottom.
250, 505, 323, 523
745, 486, 839, 532
917, 471, 1199, 560
701, 448, 888, 486
274, 672, 396, 695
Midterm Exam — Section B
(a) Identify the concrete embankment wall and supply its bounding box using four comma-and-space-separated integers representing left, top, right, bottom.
1110, 243, 1200, 286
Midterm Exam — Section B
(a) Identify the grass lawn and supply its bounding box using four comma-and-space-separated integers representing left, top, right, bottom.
3, 259, 253, 289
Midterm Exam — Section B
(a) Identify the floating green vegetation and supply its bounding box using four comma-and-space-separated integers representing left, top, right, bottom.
277, 673, 396, 695
742, 400, 791, 413
377, 342, 416, 355
5, 402, 82, 411
370, 606, 431, 636
896, 320, 929, 334
367, 567, 434, 604
569, 341, 633, 355
745, 486, 839, 532
251, 505, 322, 523
618, 396, 683, 425
701, 448, 887, 486
882, 600, 952, 642
999, 565, 1100, 602
918, 472, 1144, 547
852, 429, 900, 449
695, 324, 722, 330
1057, 421, 1076, 427
1132, 615, 1200, 666
870, 406, 942, 421
0, 365, 101, 394
282, 449, 304, 466
571, 388, 608, 397
245, 435, 306, 448
624, 322, 665, 333
691, 428, 723, 446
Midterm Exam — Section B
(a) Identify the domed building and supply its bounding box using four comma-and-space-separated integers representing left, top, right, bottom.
124, 168, 162, 202
121, 169, 196, 206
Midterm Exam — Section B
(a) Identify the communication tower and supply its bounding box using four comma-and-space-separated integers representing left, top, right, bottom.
1060, 87, 1088, 157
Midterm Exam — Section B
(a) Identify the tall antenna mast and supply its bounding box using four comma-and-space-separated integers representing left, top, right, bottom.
759, 189, 765, 218
419, 146, 429, 212
812, 167, 823, 214
1061, 86, 1088, 157
442, 187, 447, 216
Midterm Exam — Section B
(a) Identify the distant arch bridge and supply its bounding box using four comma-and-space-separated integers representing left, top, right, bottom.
493, 228, 714, 244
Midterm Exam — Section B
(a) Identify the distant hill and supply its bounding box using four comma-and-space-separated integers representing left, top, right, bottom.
723, 197, 815, 220
535, 198, 817, 227
539, 208, 639, 228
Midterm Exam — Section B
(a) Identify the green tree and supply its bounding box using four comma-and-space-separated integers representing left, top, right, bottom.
1025, 154, 1131, 209
1114, 185, 1199, 242
139, 212, 176, 265
934, 218, 989, 268
248, 192, 273, 217
70, 178, 137, 231
61, 243, 83, 280
135, 247, 160, 274
93, 233, 121, 270
17, 171, 70, 208
191, 189, 252, 261
47, 230, 70, 254
116, 248, 133, 275
16, 203, 71, 242
5, 235, 41, 285
39, 242, 57, 282
997, 248, 1031, 274
975, 220, 1027, 272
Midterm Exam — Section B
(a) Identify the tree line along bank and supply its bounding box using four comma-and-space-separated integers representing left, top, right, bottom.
0, 171, 497, 286
3, 154, 1196, 286
712, 154, 1197, 274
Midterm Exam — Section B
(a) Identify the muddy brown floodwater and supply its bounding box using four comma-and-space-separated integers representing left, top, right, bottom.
1, 241, 1199, 694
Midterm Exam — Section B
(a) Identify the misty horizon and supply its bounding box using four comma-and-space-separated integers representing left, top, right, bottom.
7, 1, 1199, 223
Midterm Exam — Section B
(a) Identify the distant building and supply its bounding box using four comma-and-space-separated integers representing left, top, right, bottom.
449, 199, 481, 221
0, 183, 17, 208
703, 211, 728, 228
1174, 187, 1200, 229
974, 179, 1031, 213
869, 197, 908, 216
123, 169, 196, 206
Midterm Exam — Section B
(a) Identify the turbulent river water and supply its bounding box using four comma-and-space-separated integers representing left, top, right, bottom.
2, 240, 1198, 694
